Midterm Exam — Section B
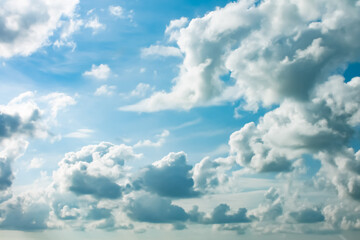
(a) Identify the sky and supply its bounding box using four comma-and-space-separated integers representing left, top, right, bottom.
0, 0, 360, 239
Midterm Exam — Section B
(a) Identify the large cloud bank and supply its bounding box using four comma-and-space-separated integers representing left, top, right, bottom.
1, 0, 360, 236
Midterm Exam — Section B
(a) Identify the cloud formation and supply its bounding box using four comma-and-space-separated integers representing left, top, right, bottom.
229, 76, 360, 173
52, 142, 142, 199
1, 0, 359, 237
121, 0, 360, 112
0, 0, 79, 58
134, 152, 199, 198
83, 64, 111, 80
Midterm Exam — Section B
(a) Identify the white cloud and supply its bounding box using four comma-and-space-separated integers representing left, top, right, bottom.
229, 75, 360, 173
29, 157, 45, 169
94, 85, 116, 96
41, 92, 76, 119
136, 152, 200, 198
165, 17, 189, 42
130, 83, 153, 98
121, 0, 360, 112
141, 45, 182, 58
52, 142, 142, 198
0, 0, 79, 58
54, 18, 84, 50
64, 129, 94, 139
109, 6, 123, 17
83, 64, 111, 80
85, 16, 105, 33
0, 91, 74, 190
134, 130, 169, 148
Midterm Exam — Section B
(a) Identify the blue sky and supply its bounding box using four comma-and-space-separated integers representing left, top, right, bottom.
0, 0, 360, 239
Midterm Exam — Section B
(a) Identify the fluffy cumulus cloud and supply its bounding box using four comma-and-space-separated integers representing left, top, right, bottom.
192, 156, 232, 192
85, 16, 105, 34
52, 142, 142, 199
0, 0, 79, 58
189, 204, 252, 224
125, 193, 253, 228
121, 0, 360, 112
83, 64, 111, 80
229, 75, 360, 173
1, 0, 360, 236
165, 17, 189, 42
134, 152, 199, 198
0, 91, 74, 191
0, 92, 43, 141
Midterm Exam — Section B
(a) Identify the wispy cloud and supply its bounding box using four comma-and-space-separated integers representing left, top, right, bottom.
134, 130, 170, 148
64, 129, 94, 139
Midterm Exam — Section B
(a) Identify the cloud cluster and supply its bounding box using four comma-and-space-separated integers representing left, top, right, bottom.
1, 0, 360, 236
0, 93, 44, 190
229, 76, 360, 173
0, 92, 75, 191
121, 0, 360, 112
52, 142, 142, 199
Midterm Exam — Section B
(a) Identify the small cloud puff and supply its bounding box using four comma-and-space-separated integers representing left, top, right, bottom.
83, 64, 111, 80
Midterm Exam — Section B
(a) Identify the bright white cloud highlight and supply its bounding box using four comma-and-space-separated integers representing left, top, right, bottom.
0, 0, 79, 58
83, 64, 111, 80
165, 17, 189, 41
